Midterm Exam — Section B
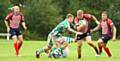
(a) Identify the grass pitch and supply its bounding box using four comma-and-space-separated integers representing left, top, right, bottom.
0, 39, 120, 61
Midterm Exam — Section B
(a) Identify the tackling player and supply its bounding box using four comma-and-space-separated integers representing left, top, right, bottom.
35, 14, 82, 58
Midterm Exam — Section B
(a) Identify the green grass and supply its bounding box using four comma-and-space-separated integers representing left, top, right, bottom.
0, 39, 120, 61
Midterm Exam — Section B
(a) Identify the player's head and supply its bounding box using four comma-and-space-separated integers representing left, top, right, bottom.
66, 13, 74, 23
13, 6, 20, 13
77, 10, 84, 19
101, 11, 108, 21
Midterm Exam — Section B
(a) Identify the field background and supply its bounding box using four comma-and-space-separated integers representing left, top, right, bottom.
0, 39, 120, 61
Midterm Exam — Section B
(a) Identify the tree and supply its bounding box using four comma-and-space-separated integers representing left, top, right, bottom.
23, 0, 62, 39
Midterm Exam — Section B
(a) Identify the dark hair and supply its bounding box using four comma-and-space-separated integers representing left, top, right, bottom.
102, 11, 107, 15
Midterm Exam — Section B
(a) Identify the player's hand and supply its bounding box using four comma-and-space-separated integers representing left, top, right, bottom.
7, 27, 10, 32
112, 37, 116, 41
76, 32, 83, 35
74, 25, 77, 29
90, 29, 93, 34
24, 26, 27, 30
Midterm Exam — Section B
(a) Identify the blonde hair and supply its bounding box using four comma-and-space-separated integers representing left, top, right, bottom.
77, 10, 84, 14
66, 13, 74, 18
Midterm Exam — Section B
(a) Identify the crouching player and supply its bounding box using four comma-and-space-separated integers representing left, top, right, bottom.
35, 14, 82, 58
91, 11, 117, 57
48, 37, 74, 58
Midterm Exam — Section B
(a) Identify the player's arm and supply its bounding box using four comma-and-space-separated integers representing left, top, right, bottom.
21, 15, 27, 30
4, 19, 10, 32
4, 13, 11, 32
108, 19, 117, 41
68, 26, 78, 34
74, 17, 79, 29
91, 24, 101, 33
21, 21, 27, 30
111, 24, 117, 41
67, 22, 82, 34
91, 15, 99, 24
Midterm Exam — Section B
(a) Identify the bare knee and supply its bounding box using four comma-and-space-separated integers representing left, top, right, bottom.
18, 35, 24, 42
87, 40, 93, 45
12, 36, 17, 43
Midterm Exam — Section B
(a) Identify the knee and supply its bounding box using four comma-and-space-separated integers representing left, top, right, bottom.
87, 41, 96, 47
48, 45, 52, 49
13, 36, 17, 42
87, 41, 93, 45
77, 43, 82, 48
18, 35, 23, 41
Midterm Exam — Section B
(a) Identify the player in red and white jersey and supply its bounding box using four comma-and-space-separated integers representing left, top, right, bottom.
74, 10, 99, 59
91, 11, 117, 57
4, 6, 27, 56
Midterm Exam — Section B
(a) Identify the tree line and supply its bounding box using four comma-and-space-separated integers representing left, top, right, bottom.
0, 0, 120, 40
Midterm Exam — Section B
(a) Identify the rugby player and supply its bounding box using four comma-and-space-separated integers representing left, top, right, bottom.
35, 14, 82, 58
4, 6, 27, 56
74, 10, 99, 59
91, 11, 117, 57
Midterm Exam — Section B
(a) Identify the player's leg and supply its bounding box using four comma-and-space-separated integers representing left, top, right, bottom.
52, 36, 70, 58
97, 38, 103, 54
14, 28, 23, 56
99, 35, 112, 57
18, 35, 23, 52
62, 37, 74, 57
57, 37, 68, 49
85, 36, 99, 56
62, 36, 74, 43
76, 33, 86, 59
77, 39, 83, 59
13, 35, 19, 56
47, 36, 62, 58
49, 37, 69, 58
36, 34, 53, 58
102, 43, 112, 57
10, 28, 19, 56
62, 47, 69, 58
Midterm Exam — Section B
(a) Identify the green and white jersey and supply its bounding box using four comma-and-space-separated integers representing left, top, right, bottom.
49, 19, 71, 37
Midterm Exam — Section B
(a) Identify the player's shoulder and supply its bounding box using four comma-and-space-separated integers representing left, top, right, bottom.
61, 19, 67, 24
74, 17, 78, 20
58, 20, 67, 26
84, 13, 92, 17
19, 12, 24, 15
5, 12, 14, 20
107, 18, 113, 22
107, 18, 114, 25
83, 13, 92, 19
7, 12, 13, 16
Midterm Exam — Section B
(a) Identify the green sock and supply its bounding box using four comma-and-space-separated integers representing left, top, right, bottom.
67, 37, 73, 43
